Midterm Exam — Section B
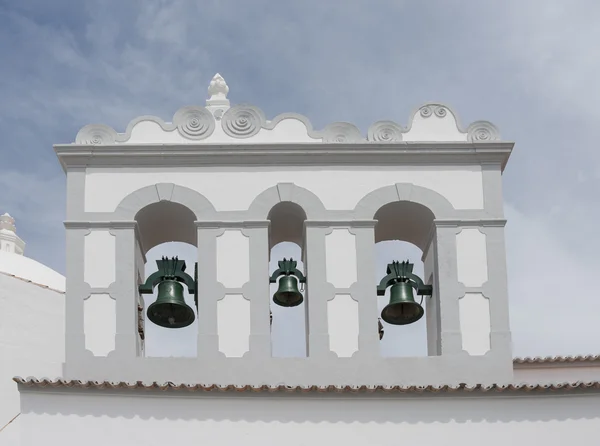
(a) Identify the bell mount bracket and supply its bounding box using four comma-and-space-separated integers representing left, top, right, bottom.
376, 260, 433, 297
269, 258, 307, 284
138, 256, 197, 298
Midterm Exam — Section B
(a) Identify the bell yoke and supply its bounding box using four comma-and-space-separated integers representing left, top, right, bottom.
139, 257, 197, 329
139, 256, 432, 330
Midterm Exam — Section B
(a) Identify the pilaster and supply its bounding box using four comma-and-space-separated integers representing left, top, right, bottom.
195, 223, 222, 358
433, 221, 464, 355
480, 221, 512, 360
242, 222, 271, 359
349, 221, 380, 360
110, 223, 139, 359
64, 227, 89, 365
304, 222, 334, 359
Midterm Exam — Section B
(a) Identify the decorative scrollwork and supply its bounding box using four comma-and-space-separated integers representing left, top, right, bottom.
221, 105, 264, 138
420, 105, 447, 118
75, 124, 118, 145
419, 106, 433, 118
467, 121, 500, 142
367, 121, 404, 142
322, 122, 363, 143
434, 106, 447, 117
173, 106, 215, 140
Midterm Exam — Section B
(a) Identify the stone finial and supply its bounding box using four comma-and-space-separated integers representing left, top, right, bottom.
0, 213, 16, 232
0, 212, 25, 255
206, 73, 230, 107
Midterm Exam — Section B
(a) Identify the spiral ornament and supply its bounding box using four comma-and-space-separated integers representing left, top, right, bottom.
434, 106, 447, 117
419, 106, 433, 118
221, 105, 264, 138
322, 123, 363, 143
173, 106, 215, 140
75, 124, 118, 145
367, 121, 404, 142
467, 121, 500, 142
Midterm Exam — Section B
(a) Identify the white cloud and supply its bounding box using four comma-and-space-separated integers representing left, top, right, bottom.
1, 1, 599, 360
505, 204, 600, 357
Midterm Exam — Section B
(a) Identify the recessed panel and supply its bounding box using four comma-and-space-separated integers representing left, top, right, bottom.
84, 294, 116, 357
456, 229, 488, 288
84, 231, 116, 288
217, 230, 249, 288
217, 294, 250, 357
325, 229, 357, 289
327, 294, 359, 357
459, 293, 490, 356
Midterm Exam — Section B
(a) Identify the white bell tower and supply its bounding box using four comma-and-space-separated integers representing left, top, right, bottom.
56, 74, 514, 386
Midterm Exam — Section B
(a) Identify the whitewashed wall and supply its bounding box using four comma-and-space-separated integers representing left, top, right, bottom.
514, 363, 600, 384
84, 166, 484, 213
16, 390, 600, 446
0, 274, 64, 429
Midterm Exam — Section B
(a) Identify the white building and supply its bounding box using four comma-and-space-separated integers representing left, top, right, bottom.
1, 74, 599, 445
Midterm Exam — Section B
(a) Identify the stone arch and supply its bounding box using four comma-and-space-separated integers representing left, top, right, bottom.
114, 183, 217, 221
353, 183, 456, 221
247, 183, 326, 220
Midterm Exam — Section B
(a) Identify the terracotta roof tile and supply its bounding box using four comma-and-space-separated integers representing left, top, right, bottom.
513, 355, 600, 364
13, 377, 600, 394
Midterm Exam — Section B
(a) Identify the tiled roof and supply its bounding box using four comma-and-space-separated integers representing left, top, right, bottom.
13, 377, 600, 394
513, 355, 600, 364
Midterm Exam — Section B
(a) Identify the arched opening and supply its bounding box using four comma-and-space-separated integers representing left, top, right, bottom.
135, 201, 198, 358
268, 202, 308, 358
374, 201, 435, 358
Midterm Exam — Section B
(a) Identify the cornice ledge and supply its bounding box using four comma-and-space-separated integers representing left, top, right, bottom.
64, 221, 138, 229
304, 219, 377, 228
434, 218, 507, 228
194, 220, 270, 229
54, 142, 514, 172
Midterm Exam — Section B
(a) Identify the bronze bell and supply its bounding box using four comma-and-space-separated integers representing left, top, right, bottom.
139, 257, 198, 329
381, 281, 424, 326
273, 275, 303, 307
147, 279, 196, 328
269, 258, 306, 308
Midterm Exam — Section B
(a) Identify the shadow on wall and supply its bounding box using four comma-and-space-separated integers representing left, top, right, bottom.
20, 391, 600, 423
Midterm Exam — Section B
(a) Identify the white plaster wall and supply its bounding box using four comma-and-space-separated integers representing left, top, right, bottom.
456, 229, 488, 287
84, 166, 483, 212
514, 364, 600, 385
84, 294, 116, 356
217, 295, 250, 357
84, 231, 116, 288
17, 391, 600, 446
325, 229, 356, 289
459, 293, 491, 356
217, 231, 249, 288
0, 275, 64, 429
327, 295, 358, 357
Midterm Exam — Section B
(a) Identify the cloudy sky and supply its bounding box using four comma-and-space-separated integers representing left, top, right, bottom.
1, 1, 599, 358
